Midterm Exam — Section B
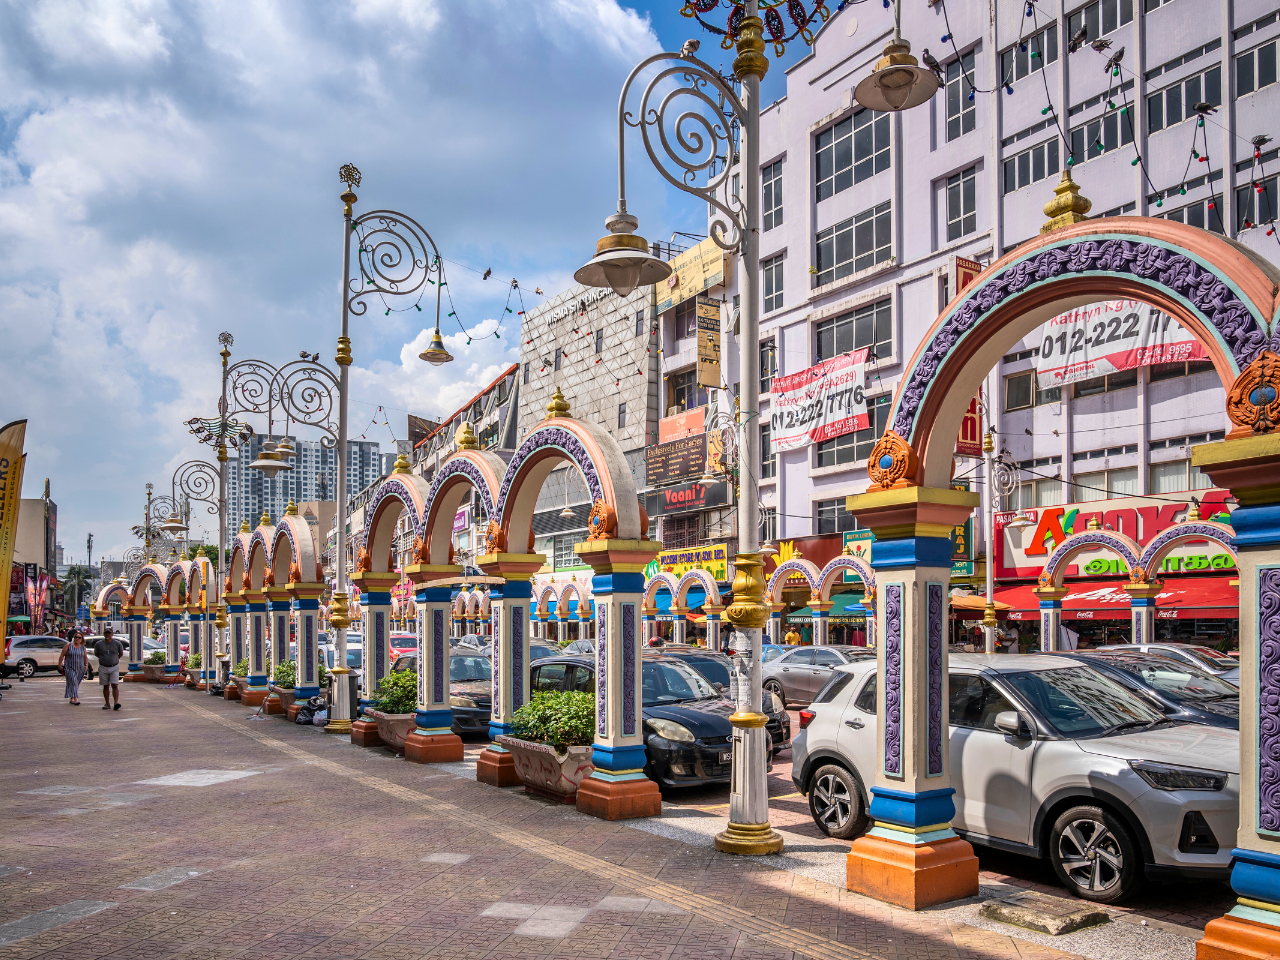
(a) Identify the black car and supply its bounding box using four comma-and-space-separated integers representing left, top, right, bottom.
654, 647, 791, 752
528, 653, 790, 788
392, 652, 493, 736
1052, 650, 1239, 729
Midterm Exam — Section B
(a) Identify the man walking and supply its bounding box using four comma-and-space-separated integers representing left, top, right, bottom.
93, 626, 125, 710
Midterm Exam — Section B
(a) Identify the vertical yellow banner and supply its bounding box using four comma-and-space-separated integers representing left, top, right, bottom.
0, 420, 29, 648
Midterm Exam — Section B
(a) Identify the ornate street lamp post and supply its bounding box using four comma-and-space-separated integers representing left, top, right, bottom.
979, 430, 1034, 652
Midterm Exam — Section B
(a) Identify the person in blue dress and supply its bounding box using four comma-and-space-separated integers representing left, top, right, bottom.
58, 631, 89, 705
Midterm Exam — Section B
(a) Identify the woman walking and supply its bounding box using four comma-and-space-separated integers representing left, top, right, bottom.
58, 631, 88, 705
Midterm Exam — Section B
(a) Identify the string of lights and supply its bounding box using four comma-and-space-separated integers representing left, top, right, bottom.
680, 0, 831, 55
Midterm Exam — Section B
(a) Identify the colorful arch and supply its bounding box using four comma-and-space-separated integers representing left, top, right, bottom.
878, 219, 1280, 488
247, 524, 274, 590
362, 473, 432, 574
128, 563, 168, 608
642, 572, 680, 608
94, 581, 130, 614
270, 514, 322, 586
420, 450, 506, 565
675, 568, 720, 609
1137, 520, 1236, 578
1041, 529, 1143, 589
559, 582, 582, 619
535, 583, 559, 618
817, 555, 876, 601
767, 559, 821, 603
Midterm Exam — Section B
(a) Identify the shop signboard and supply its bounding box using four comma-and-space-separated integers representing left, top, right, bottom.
657, 237, 727, 314
452, 508, 469, 533
696, 297, 721, 388
952, 561, 975, 578
995, 488, 1235, 580
645, 434, 707, 485
646, 481, 729, 518
1034, 299, 1209, 389
842, 530, 873, 583
769, 348, 870, 452
658, 407, 705, 443
658, 543, 729, 582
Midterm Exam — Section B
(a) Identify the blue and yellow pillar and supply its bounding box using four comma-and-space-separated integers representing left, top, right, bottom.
404, 562, 465, 763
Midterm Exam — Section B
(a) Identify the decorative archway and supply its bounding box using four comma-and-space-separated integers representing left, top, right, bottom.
1034, 527, 1142, 652
419, 439, 505, 566
766, 559, 821, 645
1137, 518, 1236, 575
642, 572, 679, 645
225, 525, 255, 674
239, 520, 275, 703
126, 563, 167, 680
675, 568, 722, 649
815, 555, 876, 647
271, 510, 325, 701
870, 219, 1280, 492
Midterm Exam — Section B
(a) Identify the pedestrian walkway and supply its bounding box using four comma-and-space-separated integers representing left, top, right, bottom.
0, 681, 1204, 960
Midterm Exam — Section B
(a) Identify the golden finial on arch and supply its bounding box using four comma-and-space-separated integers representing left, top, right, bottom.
455, 421, 479, 450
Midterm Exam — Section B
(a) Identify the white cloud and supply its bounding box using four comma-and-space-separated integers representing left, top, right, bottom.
30, 0, 171, 67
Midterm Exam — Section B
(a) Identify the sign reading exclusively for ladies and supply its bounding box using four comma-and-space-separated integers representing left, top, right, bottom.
769, 348, 869, 451
1034, 299, 1208, 388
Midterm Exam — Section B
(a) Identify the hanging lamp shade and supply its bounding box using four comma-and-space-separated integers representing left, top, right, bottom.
854, 38, 940, 112
159, 511, 188, 534
419, 327, 454, 366
575, 210, 671, 297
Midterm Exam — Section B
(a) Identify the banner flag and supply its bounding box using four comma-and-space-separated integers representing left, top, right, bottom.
0, 420, 28, 647
769, 349, 869, 452
1034, 299, 1208, 388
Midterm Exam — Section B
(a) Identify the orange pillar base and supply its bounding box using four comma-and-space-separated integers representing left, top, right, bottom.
1198, 915, 1280, 960
476, 748, 521, 787
575, 776, 663, 821
846, 834, 980, 910
123, 673, 144, 683
263, 695, 284, 715
241, 688, 268, 707
195, 681, 208, 691
223, 684, 240, 701
350, 718, 383, 748
404, 731, 464, 764
286, 703, 305, 722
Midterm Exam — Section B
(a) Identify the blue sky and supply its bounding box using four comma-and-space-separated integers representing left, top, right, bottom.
0, 0, 812, 564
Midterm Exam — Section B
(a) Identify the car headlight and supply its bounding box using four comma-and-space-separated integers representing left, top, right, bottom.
450, 695, 477, 709
1130, 759, 1228, 791
646, 718, 695, 742
768, 692, 785, 714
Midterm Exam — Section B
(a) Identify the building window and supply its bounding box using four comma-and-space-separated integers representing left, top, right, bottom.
817, 298, 892, 363
554, 347, 562, 371
946, 166, 977, 241
732, 171, 740, 202
1236, 175, 1278, 230
668, 368, 708, 413
675, 298, 697, 339
760, 423, 776, 479
763, 254, 784, 313
815, 202, 892, 286
1067, 0, 1133, 45
636, 312, 646, 337
763, 160, 783, 230
1160, 195, 1226, 233
662, 514, 701, 550
815, 108, 890, 202
815, 498, 857, 535
523, 362, 530, 384
1071, 467, 1139, 502
1149, 459, 1212, 494
1069, 110, 1134, 165
1073, 369, 1137, 397
618, 403, 626, 429
816, 394, 891, 467
1151, 360, 1216, 381
760, 339, 777, 393
999, 25, 1059, 85
760, 506, 778, 543
1148, 65, 1222, 133
1003, 371, 1061, 411
553, 533, 582, 569
1003, 139, 1060, 194
1236, 38, 1278, 97
945, 51, 976, 142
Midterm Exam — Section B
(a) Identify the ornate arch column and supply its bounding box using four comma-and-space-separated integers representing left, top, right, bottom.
574, 538, 663, 820
350, 569, 398, 748
704, 603, 724, 651
240, 585, 270, 707
263, 583, 291, 714
577, 596, 593, 644
186, 602, 206, 689
404, 562, 465, 764
641, 606, 657, 646
671, 605, 689, 646
767, 602, 785, 645
122, 605, 146, 681
475, 553, 543, 787
227, 596, 247, 679
811, 600, 833, 646
1033, 585, 1067, 652
287, 581, 324, 712
159, 604, 182, 677
845, 483, 981, 909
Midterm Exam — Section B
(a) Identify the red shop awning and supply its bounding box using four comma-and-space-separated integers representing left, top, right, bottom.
995, 576, 1239, 622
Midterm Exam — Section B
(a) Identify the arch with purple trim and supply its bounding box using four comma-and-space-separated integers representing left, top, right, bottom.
419, 449, 506, 565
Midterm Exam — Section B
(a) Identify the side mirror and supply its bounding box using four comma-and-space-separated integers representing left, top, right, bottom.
994, 711, 1030, 738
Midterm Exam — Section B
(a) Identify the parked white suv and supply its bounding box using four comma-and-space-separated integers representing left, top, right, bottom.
791, 653, 1238, 903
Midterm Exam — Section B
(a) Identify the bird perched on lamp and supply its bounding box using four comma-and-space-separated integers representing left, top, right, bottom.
922, 49, 945, 83
1068, 25, 1088, 53
681, 38, 700, 58
1104, 47, 1125, 72
1193, 101, 1217, 116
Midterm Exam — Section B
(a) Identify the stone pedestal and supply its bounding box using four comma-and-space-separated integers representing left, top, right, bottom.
847, 829, 981, 910
1033, 586, 1067, 651
350, 718, 383, 747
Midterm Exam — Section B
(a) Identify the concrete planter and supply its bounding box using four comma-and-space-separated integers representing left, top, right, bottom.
363, 708, 416, 754
184, 668, 200, 687
141, 664, 167, 683
496, 735, 594, 803
272, 687, 297, 712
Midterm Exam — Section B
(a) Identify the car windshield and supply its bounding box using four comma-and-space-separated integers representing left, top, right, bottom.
530, 644, 558, 660
1182, 646, 1239, 671
679, 656, 730, 687
347, 649, 363, 669
763, 646, 788, 663
1003, 666, 1164, 737
641, 660, 718, 706
1102, 657, 1239, 703
450, 655, 491, 682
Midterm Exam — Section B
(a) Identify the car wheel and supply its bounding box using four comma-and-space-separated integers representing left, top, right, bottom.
17, 659, 36, 679
808, 764, 867, 839
1049, 804, 1143, 904
764, 679, 786, 707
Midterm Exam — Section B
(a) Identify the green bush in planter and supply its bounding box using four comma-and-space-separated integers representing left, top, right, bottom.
144, 650, 166, 665
370, 669, 418, 715
512, 690, 595, 753
187, 653, 201, 669
233, 657, 249, 677
272, 659, 296, 688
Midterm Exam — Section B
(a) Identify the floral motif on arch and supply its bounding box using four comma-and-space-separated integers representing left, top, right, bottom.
1137, 522, 1235, 574
891, 238, 1268, 441
642, 573, 680, 607
1044, 532, 1140, 580
676, 569, 719, 607
365, 476, 426, 541
768, 560, 819, 599
817, 556, 875, 597
426, 457, 495, 525
496, 426, 605, 525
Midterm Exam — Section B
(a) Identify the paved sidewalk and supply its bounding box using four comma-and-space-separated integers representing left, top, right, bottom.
0, 681, 1200, 960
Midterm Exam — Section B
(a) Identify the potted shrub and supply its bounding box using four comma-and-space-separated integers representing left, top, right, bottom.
496, 691, 595, 803
269, 659, 297, 714
363, 670, 418, 754
185, 653, 202, 687
141, 650, 167, 683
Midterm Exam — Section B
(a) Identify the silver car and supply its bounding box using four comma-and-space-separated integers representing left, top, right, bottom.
762, 646, 874, 707
791, 654, 1238, 903
1095, 643, 1240, 687
5, 635, 100, 679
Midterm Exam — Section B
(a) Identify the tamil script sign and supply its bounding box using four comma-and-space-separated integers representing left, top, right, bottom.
769, 348, 869, 452
1035, 299, 1208, 389
658, 543, 729, 582
645, 434, 706, 485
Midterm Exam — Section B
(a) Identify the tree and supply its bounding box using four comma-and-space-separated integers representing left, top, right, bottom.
64, 565, 92, 612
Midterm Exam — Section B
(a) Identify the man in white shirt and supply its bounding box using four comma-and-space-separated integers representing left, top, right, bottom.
1059, 623, 1080, 651
1005, 624, 1020, 654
